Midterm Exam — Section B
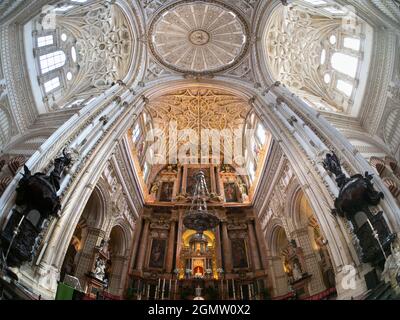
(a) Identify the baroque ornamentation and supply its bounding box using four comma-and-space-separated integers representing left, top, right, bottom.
148, 1, 249, 75
146, 87, 251, 162
147, 88, 249, 153
264, 5, 356, 112
0, 149, 71, 268
323, 151, 396, 266
54, 3, 133, 105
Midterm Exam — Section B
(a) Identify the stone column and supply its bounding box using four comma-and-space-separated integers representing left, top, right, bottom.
182, 166, 188, 194
128, 218, 143, 271
221, 221, 233, 272
254, 218, 269, 270
215, 222, 223, 268
215, 166, 221, 195
248, 220, 261, 270
218, 171, 224, 197
175, 210, 184, 268
210, 164, 216, 193
172, 165, 182, 198
75, 227, 105, 288
270, 256, 289, 297
292, 228, 326, 295
109, 255, 128, 296
166, 213, 177, 273
136, 218, 150, 271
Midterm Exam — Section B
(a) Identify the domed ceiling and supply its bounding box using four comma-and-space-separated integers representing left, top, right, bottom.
148, 1, 249, 75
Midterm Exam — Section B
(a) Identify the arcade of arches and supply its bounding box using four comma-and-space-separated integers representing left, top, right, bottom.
0, 0, 400, 301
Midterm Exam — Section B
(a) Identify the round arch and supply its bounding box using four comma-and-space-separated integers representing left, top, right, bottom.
270, 225, 289, 258
264, 218, 287, 255
107, 221, 132, 296
48, 77, 351, 273
109, 225, 128, 257
81, 186, 106, 230
6, 74, 397, 300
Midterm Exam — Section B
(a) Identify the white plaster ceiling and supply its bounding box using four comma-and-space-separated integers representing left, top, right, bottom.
148, 1, 249, 74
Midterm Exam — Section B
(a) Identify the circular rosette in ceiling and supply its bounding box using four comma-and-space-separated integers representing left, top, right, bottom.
148, 1, 249, 75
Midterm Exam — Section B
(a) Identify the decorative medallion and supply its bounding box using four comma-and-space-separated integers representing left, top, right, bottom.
148, 1, 249, 75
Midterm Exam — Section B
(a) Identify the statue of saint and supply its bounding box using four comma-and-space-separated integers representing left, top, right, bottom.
93, 257, 106, 281
150, 182, 159, 194
292, 261, 303, 281
382, 242, 400, 291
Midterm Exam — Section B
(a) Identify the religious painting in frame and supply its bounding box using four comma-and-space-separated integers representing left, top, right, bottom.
231, 238, 249, 269
159, 181, 174, 202
148, 238, 167, 269
224, 183, 238, 202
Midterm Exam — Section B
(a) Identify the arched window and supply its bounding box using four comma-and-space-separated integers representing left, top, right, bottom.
54, 5, 75, 12
37, 35, 53, 47
264, 1, 372, 115
63, 99, 84, 109
143, 162, 149, 181
336, 80, 353, 96
248, 160, 256, 182
39, 51, 66, 74
27, 1, 133, 112
132, 122, 141, 143
343, 37, 361, 51
71, 46, 77, 62
44, 77, 60, 93
331, 53, 358, 78
256, 123, 267, 145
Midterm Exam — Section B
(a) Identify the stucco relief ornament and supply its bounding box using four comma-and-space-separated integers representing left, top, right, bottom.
150, 182, 159, 194
209, 192, 223, 202
148, 1, 249, 75
175, 193, 190, 202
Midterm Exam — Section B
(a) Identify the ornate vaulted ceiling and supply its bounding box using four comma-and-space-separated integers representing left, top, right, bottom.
0, 0, 398, 165
56, 4, 133, 95
148, 1, 249, 74
147, 87, 250, 134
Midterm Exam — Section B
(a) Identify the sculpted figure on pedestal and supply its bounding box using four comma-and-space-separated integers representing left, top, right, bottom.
323, 151, 396, 266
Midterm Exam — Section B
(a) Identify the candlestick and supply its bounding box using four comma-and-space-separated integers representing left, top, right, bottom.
366, 219, 374, 231
367, 218, 387, 260
156, 278, 161, 299
5, 215, 25, 262
162, 278, 166, 300
175, 279, 177, 300
220, 278, 223, 299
